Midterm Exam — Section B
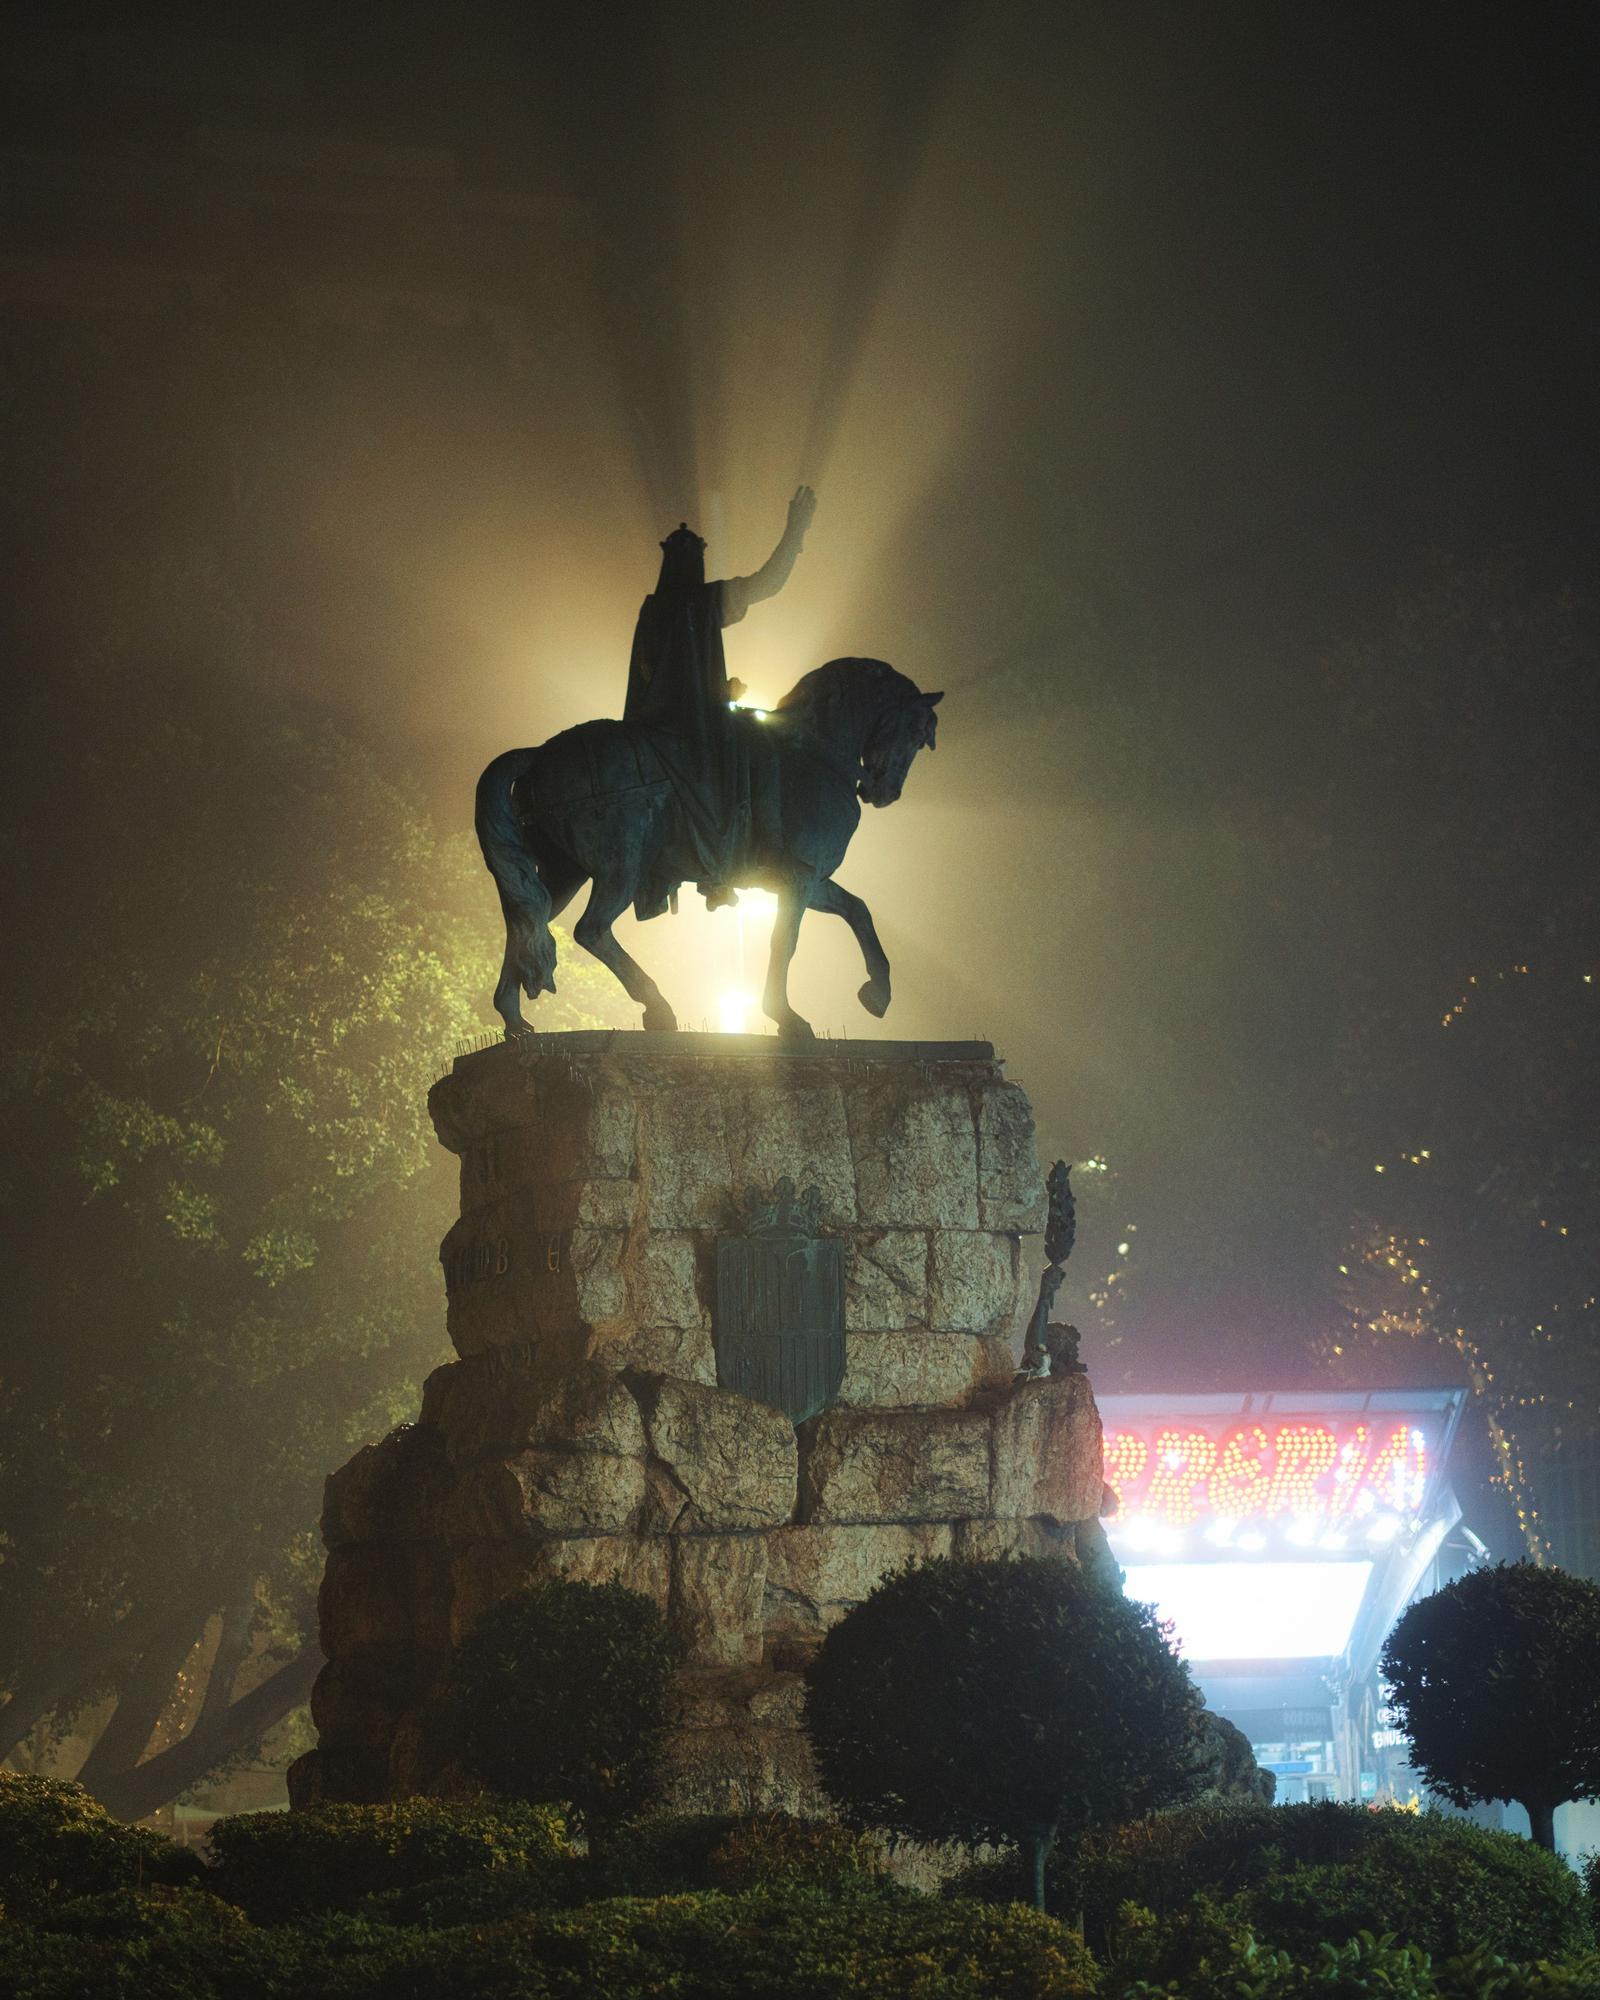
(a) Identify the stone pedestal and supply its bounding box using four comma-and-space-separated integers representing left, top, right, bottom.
293, 1033, 1107, 1815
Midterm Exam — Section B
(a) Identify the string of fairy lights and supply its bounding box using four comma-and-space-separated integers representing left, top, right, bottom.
1338, 961, 1600, 1566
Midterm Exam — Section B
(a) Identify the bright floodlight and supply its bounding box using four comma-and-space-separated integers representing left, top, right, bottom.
718, 991, 754, 1035
1124, 1560, 1374, 1660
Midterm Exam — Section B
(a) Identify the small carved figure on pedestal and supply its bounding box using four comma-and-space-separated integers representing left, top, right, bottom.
1016, 1161, 1079, 1380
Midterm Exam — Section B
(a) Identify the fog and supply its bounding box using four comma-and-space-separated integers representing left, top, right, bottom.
4, 0, 1594, 1387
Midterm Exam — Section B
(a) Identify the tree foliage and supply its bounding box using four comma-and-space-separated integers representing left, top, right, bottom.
0, 689, 492, 1809
454, 1579, 680, 1842
802, 1555, 1202, 1906
1320, 564, 1600, 1554
0, 284, 623, 1815
1381, 1563, 1600, 1849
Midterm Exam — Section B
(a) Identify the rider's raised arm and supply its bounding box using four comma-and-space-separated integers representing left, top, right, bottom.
719, 485, 817, 627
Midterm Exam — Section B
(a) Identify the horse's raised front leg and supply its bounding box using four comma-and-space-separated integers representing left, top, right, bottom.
810, 877, 891, 1019
762, 880, 815, 1042
574, 874, 678, 1032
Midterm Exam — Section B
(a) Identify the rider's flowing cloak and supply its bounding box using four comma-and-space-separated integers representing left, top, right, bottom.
624, 577, 752, 907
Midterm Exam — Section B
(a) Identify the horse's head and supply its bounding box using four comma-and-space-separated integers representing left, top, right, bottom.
775, 658, 942, 805
861, 687, 941, 807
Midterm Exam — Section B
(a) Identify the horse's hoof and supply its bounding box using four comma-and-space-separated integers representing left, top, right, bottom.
857, 978, 890, 1019
779, 1016, 816, 1045
642, 1005, 678, 1033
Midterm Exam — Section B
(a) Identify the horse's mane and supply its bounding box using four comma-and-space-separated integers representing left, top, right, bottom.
774, 657, 919, 728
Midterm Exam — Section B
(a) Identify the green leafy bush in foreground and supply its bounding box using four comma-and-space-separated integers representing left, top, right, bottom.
0, 1885, 1100, 2000
0, 1772, 200, 1915
2, 1784, 1596, 1998
954, 1800, 1591, 1964
205, 1796, 570, 1919
454, 1577, 679, 1844
1112, 1909, 1600, 1999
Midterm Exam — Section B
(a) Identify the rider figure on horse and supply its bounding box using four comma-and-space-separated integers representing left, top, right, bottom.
624, 485, 817, 917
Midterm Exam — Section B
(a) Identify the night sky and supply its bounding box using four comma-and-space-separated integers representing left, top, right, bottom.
4, 0, 1595, 1382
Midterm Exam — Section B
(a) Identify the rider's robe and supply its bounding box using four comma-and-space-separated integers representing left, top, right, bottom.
623, 574, 756, 910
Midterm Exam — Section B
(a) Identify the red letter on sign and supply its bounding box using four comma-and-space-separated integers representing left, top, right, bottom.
1145, 1430, 1218, 1526
1103, 1432, 1149, 1518
1209, 1425, 1271, 1519
1366, 1425, 1427, 1513
1264, 1423, 1337, 1518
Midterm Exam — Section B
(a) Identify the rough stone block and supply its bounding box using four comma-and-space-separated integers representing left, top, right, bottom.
798, 1408, 990, 1524
669, 1535, 767, 1665
663, 1720, 818, 1817
848, 1076, 980, 1228
567, 1227, 628, 1324
447, 1535, 671, 1647
445, 1448, 647, 1541
580, 1323, 718, 1385
322, 1429, 450, 1550
635, 1086, 731, 1228
951, 1516, 1072, 1564
928, 1230, 1022, 1335
421, 1359, 646, 1465
319, 1545, 453, 1660
987, 1374, 1104, 1524
836, 1330, 984, 1409
638, 1376, 797, 1531
625, 1230, 706, 1330
845, 1229, 929, 1331
444, 1274, 554, 1360
977, 1082, 1046, 1232
673, 1666, 806, 1732
727, 1078, 856, 1228
763, 1522, 954, 1636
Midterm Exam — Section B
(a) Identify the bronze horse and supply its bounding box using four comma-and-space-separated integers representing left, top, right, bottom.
476, 658, 941, 1041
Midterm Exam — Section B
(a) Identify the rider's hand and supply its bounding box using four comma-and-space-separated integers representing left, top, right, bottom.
787, 485, 817, 536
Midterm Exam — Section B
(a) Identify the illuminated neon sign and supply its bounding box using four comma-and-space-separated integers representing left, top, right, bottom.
1104, 1419, 1429, 1529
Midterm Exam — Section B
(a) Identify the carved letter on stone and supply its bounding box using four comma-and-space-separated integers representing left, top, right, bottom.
715, 1178, 844, 1426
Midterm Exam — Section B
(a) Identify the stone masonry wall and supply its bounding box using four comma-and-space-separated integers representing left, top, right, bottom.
292, 1033, 1108, 1817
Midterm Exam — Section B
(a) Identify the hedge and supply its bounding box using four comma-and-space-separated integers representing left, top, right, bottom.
0, 1885, 1099, 2000
0, 1772, 200, 1916
205, 1796, 571, 1919
954, 1800, 1591, 1964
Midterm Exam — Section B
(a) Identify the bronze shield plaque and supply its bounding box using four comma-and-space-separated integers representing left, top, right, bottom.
714, 1178, 844, 1425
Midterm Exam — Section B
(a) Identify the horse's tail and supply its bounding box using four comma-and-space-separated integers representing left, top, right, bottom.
475, 749, 558, 1022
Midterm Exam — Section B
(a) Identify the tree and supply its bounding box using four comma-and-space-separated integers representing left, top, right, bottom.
1380, 1562, 1600, 1850
0, 668, 618, 1816
0, 270, 633, 1814
1319, 564, 1600, 1557
801, 1555, 1202, 1910
454, 1580, 680, 1847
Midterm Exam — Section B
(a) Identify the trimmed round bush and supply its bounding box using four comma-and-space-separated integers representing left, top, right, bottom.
455, 1576, 679, 1841
805, 1555, 1201, 1906
205, 1797, 570, 1919
0, 1772, 199, 1916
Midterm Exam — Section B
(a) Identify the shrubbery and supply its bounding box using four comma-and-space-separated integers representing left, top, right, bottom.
705, 1814, 888, 1892
205, 1796, 570, 1919
454, 1577, 679, 1846
0, 1881, 1098, 2000
0, 1772, 200, 1916
952, 1800, 1592, 1964
3, 1777, 1597, 1997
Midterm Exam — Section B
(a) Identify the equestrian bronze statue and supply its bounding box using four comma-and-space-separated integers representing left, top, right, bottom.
475, 489, 941, 1041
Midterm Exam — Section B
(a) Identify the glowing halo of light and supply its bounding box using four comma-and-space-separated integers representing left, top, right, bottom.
717, 990, 756, 1035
